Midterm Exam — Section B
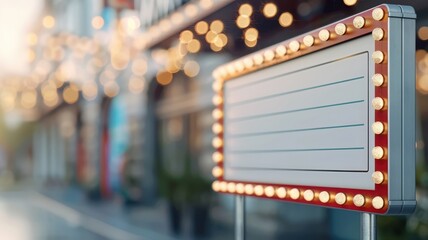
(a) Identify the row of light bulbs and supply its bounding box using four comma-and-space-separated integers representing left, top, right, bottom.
212, 181, 385, 209
213, 8, 386, 80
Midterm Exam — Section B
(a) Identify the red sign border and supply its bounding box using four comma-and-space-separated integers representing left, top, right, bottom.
211, 5, 390, 214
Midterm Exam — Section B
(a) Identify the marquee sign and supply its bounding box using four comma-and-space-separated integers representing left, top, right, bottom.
211, 5, 416, 214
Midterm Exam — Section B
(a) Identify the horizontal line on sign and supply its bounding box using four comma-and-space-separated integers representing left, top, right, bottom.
226, 123, 365, 138
227, 99, 364, 122
227, 75, 364, 107
226, 147, 365, 154
226, 52, 368, 91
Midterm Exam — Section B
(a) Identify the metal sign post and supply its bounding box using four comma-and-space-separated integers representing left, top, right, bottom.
361, 213, 376, 240
235, 195, 245, 240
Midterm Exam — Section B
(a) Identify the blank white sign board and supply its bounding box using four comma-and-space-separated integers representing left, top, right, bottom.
212, 5, 416, 214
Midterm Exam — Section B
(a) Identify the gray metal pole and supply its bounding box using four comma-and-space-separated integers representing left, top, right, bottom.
361, 213, 376, 240
235, 195, 245, 240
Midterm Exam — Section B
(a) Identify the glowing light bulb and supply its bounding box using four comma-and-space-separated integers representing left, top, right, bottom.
372, 146, 385, 159
288, 40, 300, 52
353, 16, 365, 29
212, 152, 223, 163
372, 97, 385, 110
319, 191, 330, 203
372, 28, 384, 41
335, 23, 347, 36
353, 194, 365, 207
319, 29, 330, 41
264, 186, 275, 197
254, 185, 264, 196
303, 190, 314, 201
236, 183, 245, 194
372, 122, 385, 134
303, 35, 314, 47
372, 74, 385, 87
289, 188, 300, 199
372, 8, 385, 21
372, 171, 384, 184
245, 184, 254, 195
335, 192, 346, 205
227, 182, 236, 193
372, 196, 384, 209
276, 187, 287, 198
372, 51, 385, 64
212, 166, 223, 177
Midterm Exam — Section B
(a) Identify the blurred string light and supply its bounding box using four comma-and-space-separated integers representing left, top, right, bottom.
279, 12, 294, 27
0, 0, 231, 112
121, 15, 141, 33
171, 12, 184, 25
245, 28, 258, 42
185, 3, 198, 17
263, 3, 278, 18
82, 82, 98, 101
27, 49, 36, 63
1, 9, 141, 110
63, 84, 79, 104
27, 33, 38, 46
343, 0, 358, 6
42, 15, 55, 29
236, 3, 252, 29
187, 39, 201, 53
159, 19, 171, 32
184, 60, 200, 77
195, 21, 209, 35
244, 28, 258, 47
128, 76, 145, 94
42, 82, 59, 107
236, 15, 251, 29
418, 26, 428, 41
239, 3, 253, 16
92, 16, 104, 30
104, 81, 120, 98
20, 90, 37, 109
132, 58, 147, 76
199, 0, 214, 9
180, 30, 194, 43
236, 3, 258, 48
416, 49, 428, 94
156, 71, 173, 85
1, 91, 17, 112
199, 19, 227, 51
210, 20, 224, 33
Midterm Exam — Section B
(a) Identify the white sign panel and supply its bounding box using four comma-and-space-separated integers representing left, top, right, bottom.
211, 5, 416, 214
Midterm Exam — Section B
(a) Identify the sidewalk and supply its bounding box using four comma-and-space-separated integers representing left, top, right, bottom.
38, 186, 179, 240
37, 186, 234, 240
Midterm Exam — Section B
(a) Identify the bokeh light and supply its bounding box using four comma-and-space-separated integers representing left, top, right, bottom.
239, 4, 253, 16
195, 21, 209, 35
156, 71, 173, 85
92, 16, 104, 30
279, 12, 294, 27
42, 15, 55, 29
263, 3, 278, 18
418, 26, 428, 41
343, 0, 358, 6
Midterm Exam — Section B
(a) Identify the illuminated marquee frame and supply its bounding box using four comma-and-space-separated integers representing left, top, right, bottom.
211, 5, 416, 214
